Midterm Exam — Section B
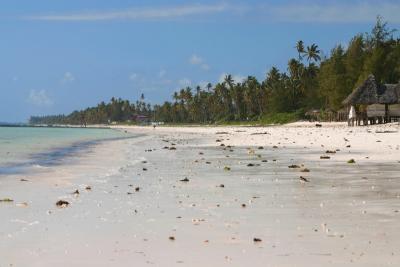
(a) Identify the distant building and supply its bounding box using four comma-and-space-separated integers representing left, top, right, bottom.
133, 114, 150, 124
342, 74, 400, 125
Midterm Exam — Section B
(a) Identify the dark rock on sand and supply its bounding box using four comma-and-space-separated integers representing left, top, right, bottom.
56, 200, 69, 208
300, 176, 310, 183
288, 164, 301, 168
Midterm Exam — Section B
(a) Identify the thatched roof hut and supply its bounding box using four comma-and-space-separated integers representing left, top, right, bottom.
342, 75, 400, 105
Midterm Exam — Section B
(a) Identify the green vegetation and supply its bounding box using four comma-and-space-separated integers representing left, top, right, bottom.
30, 17, 400, 126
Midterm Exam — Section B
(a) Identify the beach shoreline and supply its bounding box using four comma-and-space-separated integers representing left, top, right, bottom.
1, 123, 400, 266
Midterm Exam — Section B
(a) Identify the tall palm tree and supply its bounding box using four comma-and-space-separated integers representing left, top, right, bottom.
306, 44, 321, 63
295, 40, 305, 60
206, 82, 213, 92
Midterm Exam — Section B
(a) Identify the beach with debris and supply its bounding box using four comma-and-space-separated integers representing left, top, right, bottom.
1, 122, 400, 266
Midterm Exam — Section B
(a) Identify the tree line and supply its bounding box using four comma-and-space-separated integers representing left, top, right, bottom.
30, 17, 400, 125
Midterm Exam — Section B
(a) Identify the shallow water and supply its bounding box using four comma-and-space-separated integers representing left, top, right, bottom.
0, 126, 131, 174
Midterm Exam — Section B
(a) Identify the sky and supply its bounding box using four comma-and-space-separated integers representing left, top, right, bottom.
1, 0, 400, 122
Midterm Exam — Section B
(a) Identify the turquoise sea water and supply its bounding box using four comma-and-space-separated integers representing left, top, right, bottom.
0, 127, 130, 174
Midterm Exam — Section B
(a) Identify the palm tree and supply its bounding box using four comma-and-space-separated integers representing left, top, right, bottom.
295, 40, 305, 60
206, 82, 213, 92
306, 44, 321, 63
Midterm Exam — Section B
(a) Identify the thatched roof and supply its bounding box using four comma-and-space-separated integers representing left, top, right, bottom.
343, 75, 400, 105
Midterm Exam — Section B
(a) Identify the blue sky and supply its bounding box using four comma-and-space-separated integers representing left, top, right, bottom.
1, 0, 400, 122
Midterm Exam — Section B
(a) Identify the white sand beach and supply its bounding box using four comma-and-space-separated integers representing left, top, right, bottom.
1, 122, 400, 266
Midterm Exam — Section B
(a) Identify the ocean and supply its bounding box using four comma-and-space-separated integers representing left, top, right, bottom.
0, 126, 130, 174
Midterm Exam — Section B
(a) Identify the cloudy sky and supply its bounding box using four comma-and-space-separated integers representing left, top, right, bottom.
1, 0, 400, 122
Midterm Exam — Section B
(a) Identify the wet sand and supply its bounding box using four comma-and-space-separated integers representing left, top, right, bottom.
1, 122, 400, 266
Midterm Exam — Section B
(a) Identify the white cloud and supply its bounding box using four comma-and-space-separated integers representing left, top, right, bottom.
189, 54, 203, 65
62, 72, 75, 83
129, 73, 138, 81
27, 90, 53, 107
27, 3, 228, 21
23, 2, 400, 23
201, 64, 210, 71
189, 54, 210, 71
178, 78, 191, 87
158, 69, 167, 78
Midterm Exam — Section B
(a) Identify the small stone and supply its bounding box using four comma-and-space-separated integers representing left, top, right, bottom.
56, 200, 69, 208
288, 164, 301, 168
299, 176, 310, 183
